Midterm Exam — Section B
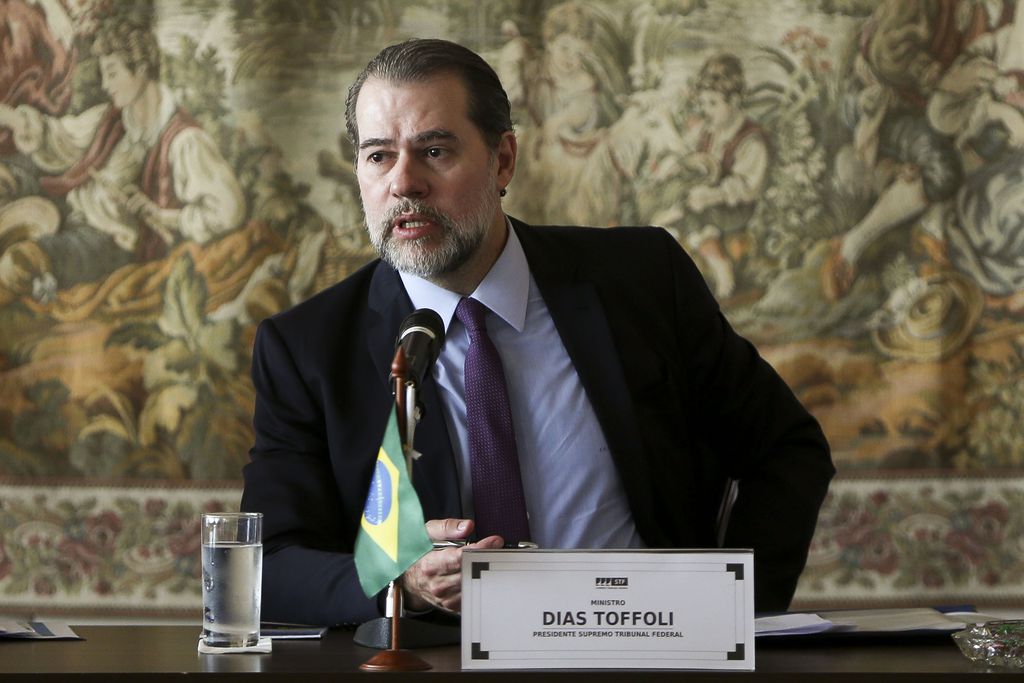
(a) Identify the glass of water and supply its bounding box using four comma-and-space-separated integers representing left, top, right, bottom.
201, 512, 263, 648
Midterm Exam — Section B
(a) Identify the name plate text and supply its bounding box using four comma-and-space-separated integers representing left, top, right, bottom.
460, 549, 754, 670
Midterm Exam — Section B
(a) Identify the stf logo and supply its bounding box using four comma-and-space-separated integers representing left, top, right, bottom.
594, 577, 628, 588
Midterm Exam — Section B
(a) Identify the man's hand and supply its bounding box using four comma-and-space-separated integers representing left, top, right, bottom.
686, 184, 721, 213
126, 189, 178, 245
401, 518, 503, 614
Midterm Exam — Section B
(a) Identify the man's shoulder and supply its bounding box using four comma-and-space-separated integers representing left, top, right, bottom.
513, 219, 682, 268
512, 219, 707, 298
513, 219, 674, 250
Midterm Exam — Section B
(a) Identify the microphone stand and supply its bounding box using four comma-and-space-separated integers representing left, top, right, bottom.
359, 347, 432, 671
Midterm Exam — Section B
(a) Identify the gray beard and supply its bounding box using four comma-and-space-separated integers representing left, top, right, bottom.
366, 192, 498, 278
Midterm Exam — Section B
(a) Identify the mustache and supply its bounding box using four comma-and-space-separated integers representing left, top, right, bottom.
380, 200, 450, 232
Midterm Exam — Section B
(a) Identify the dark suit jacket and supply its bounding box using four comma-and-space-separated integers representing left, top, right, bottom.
241, 219, 834, 625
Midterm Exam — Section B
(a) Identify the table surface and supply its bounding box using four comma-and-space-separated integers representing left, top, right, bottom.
0, 625, 1015, 681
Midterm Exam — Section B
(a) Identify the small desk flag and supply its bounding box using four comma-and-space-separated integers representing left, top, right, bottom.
354, 409, 433, 597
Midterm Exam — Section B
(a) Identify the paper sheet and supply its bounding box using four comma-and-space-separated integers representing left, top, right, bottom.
755, 613, 836, 636
756, 607, 974, 638
817, 608, 967, 632
0, 621, 81, 640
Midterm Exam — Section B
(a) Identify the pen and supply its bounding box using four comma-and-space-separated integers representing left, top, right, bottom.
431, 541, 538, 550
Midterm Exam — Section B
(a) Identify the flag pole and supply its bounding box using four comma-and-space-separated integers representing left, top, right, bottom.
359, 346, 432, 672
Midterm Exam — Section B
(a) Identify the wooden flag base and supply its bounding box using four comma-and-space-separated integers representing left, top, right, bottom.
359, 648, 432, 672
359, 578, 433, 672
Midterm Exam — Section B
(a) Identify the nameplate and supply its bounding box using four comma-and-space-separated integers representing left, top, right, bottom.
460, 549, 754, 670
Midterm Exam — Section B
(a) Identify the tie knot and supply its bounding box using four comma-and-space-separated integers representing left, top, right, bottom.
455, 297, 489, 335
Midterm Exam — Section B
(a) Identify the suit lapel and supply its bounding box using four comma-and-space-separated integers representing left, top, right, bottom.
367, 264, 409, 384
366, 265, 462, 519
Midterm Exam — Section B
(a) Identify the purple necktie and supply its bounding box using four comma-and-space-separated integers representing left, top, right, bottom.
455, 297, 531, 544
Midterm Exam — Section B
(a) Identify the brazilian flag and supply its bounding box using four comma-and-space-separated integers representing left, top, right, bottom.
354, 409, 433, 597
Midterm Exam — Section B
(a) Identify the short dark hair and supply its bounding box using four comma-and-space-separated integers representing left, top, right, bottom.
92, 21, 160, 80
345, 39, 513, 155
695, 53, 745, 99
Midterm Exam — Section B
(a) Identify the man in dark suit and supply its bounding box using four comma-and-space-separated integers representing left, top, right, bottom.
241, 39, 834, 627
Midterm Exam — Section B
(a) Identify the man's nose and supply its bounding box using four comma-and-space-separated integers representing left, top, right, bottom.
389, 156, 428, 199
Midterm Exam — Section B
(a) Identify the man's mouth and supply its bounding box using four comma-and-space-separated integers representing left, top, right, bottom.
390, 214, 439, 240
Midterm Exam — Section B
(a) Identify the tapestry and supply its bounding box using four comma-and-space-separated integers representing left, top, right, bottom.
0, 0, 1022, 617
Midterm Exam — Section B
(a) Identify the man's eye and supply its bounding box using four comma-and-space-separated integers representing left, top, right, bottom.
426, 147, 444, 158
367, 152, 385, 163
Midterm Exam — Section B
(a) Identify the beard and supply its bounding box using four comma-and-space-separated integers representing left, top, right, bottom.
364, 182, 500, 279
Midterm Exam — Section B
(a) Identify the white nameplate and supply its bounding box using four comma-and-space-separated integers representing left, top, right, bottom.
461, 549, 754, 670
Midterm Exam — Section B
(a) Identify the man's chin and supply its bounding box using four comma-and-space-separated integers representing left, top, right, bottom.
383, 247, 450, 278
387, 250, 475, 279
379, 229, 481, 278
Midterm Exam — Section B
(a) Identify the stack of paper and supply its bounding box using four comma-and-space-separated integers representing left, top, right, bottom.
0, 621, 81, 640
755, 608, 985, 638
817, 608, 969, 633
755, 613, 835, 637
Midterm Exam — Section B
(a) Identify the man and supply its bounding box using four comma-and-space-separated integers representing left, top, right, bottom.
0, 20, 244, 301
818, 0, 1002, 301
673, 53, 769, 299
242, 39, 833, 626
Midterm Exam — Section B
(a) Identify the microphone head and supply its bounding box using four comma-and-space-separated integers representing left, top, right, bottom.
398, 308, 445, 358
396, 309, 445, 385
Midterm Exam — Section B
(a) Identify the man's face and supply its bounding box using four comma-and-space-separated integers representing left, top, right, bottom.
697, 90, 732, 128
99, 54, 147, 108
354, 73, 513, 280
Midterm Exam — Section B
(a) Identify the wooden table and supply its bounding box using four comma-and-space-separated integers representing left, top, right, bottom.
0, 625, 1015, 681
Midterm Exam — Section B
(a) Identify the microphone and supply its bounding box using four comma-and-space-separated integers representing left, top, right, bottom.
395, 308, 445, 386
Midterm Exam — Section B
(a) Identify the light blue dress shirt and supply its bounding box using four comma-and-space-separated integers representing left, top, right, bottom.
401, 223, 644, 549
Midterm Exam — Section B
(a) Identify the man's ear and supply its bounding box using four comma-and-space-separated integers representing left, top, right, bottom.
495, 131, 517, 190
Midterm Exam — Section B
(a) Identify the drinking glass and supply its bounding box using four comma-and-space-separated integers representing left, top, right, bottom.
201, 512, 263, 647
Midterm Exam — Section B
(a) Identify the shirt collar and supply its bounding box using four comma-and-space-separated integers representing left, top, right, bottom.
400, 217, 529, 334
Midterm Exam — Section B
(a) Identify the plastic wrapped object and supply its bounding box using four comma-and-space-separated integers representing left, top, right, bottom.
953, 620, 1024, 668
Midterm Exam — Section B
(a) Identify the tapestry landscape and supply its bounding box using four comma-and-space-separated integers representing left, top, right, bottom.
1, 0, 1023, 616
